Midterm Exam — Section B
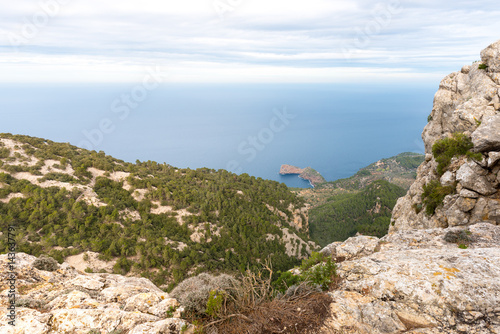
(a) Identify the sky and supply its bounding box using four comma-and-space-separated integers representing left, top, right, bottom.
1, 0, 500, 83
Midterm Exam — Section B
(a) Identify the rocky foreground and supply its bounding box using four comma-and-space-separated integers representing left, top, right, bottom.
0, 253, 190, 333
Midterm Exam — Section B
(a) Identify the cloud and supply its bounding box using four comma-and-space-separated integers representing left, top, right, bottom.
0, 0, 499, 82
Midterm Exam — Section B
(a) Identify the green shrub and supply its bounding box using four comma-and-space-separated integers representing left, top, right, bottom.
444, 229, 472, 245
206, 290, 225, 318
300, 251, 328, 272
478, 63, 488, 70
356, 169, 371, 177
273, 254, 337, 293
421, 180, 455, 215
32, 255, 60, 271
0, 147, 10, 159
302, 258, 337, 290
40, 172, 78, 183
432, 133, 482, 176
427, 114, 433, 122
273, 270, 302, 293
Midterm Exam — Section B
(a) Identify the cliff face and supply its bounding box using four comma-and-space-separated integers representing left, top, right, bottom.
317, 41, 500, 334
390, 40, 500, 232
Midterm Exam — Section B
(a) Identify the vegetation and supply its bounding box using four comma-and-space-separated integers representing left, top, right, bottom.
444, 229, 472, 246
32, 255, 60, 271
478, 63, 488, 70
177, 257, 335, 334
432, 132, 482, 176
309, 180, 406, 246
0, 133, 310, 288
421, 180, 455, 215
273, 251, 337, 293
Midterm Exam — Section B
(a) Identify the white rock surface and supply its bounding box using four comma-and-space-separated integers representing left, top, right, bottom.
0, 253, 187, 334
320, 223, 500, 333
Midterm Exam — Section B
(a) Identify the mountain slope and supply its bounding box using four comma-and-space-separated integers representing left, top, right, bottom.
0, 133, 318, 288
309, 180, 406, 246
297, 152, 423, 246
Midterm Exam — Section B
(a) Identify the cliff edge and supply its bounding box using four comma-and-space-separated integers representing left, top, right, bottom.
390, 40, 500, 232
317, 40, 500, 334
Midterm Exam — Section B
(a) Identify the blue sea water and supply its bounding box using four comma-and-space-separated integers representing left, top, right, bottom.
0, 83, 436, 188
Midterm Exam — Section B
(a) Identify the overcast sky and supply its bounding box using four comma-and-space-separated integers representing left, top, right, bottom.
1, 0, 499, 83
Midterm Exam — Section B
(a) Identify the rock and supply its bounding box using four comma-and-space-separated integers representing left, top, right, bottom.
472, 115, 500, 152
481, 40, 500, 72
0, 309, 50, 334
488, 151, 500, 167
47, 290, 99, 310
129, 318, 190, 334
330, 224, 500, 333
461, 65, 471, 74
321, 235, 379, 261
445, 200, 470, 226
460, 189, 480, 198
440, 171, 455, 187
123, 292, 171, 313
0, 253, 187, 334
320, 224, 500, 333
320, 241, 342, 257
148, 298, 181, 318
67, 275, 105, 291
456, 162, 496, 196
456, 197, 477, 213
50, 308, 159, 334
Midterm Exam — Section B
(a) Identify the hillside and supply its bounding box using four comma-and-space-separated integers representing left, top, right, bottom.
309, 180, 406, 246
297, 152, 423, 246
298, 152, 424, 207
0, 133, 318, 289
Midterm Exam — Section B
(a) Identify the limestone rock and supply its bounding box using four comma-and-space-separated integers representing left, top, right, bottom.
123, 292, 171, 313
393, 41, 500, 232
460, 188, 480, 198
321, 224, 500, 333
147, 298, 181, 318
488, 151, 500, 167
0, 309, 50, 334
129, 318, 190, 334
481, 39, 500, 72
440, 171, 455, 187
50, 308, 159, 334
321, 235, 380, 261
456, 196, 477, 212
456, 162, 496, 196
0, 253, 187, 334
472, 115, 500, 152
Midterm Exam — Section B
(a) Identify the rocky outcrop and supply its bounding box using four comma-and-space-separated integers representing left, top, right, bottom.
279, 165, 326, 186
320, 223, 500, 333
390, 40, 500, 232
317, 40, 500, 334
0, 253, 191, 334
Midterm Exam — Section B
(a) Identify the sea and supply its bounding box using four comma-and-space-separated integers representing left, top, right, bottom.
0, 83, 436, 188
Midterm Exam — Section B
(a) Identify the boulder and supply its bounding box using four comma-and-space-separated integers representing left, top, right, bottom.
456, 162, 496, 196
472, 116, 500, 152
481, 39, 500, 72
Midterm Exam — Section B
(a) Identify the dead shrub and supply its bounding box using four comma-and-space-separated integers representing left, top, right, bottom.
201, 260, 333, 334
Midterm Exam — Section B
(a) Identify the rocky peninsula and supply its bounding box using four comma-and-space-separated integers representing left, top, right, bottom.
280, 164, 326, 186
